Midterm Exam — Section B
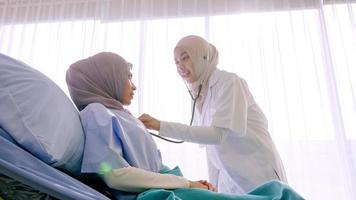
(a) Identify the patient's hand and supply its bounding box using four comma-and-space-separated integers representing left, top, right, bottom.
139, 113, 160, 131
189, 180, 216, 192
198, 180, 217, 192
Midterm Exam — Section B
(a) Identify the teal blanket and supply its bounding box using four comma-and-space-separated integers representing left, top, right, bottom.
137, 167, 304, 200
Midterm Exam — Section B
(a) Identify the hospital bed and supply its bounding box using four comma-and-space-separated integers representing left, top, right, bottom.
0, 127, 110, 200
0, 53, 115, 199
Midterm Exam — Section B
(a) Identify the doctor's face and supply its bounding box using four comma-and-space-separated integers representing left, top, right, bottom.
174, 47, 198, 83
122, 72, 136, 105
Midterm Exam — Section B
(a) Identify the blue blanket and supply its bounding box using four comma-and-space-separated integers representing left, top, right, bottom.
138, 167, 304, 200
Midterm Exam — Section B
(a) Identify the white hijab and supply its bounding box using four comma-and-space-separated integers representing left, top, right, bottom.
66, 52, 131, 111
174, 35, 219, 111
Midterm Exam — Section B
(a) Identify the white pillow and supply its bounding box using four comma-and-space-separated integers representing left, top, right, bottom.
0, 53, 84, 173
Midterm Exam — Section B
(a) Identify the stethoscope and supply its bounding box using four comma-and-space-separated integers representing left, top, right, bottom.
149, 83, 203, 144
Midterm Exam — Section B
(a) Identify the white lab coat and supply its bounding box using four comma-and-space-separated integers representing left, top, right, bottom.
194, 69, 287, 194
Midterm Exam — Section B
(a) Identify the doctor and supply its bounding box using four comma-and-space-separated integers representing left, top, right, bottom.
139, 35, 287, 194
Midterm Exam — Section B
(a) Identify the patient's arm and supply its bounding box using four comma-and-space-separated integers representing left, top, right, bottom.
103, 166, 211, 193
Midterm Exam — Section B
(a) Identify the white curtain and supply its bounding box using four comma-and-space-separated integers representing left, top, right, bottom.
1, 0, 355, 199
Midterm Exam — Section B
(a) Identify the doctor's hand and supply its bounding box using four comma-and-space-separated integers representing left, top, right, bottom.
138, 113, 161, 131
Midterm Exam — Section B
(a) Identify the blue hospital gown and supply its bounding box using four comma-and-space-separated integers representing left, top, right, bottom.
79, 103, 163, 199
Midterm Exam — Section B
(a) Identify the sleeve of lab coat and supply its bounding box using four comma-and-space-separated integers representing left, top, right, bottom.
159, 122, 225, 144
211, 75, 250, 136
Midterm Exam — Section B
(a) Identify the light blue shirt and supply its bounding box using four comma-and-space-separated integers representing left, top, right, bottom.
79, 103, 163, 176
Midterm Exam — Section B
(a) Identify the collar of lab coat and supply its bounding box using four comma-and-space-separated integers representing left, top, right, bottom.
198, 68, 220, 122
207, 68, 220, 89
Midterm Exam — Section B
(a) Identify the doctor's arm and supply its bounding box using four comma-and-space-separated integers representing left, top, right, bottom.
139, 114, 226, 145
160, 121, 226, 144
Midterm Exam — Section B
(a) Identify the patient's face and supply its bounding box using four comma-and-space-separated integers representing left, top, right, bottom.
122, 72, 136, 105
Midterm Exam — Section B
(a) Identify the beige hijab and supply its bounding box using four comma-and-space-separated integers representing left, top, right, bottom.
175, 35, 219, 111
66, 52, 131, 111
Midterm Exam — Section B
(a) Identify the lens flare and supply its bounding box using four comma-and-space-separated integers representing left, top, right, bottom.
99, 162, 112, 175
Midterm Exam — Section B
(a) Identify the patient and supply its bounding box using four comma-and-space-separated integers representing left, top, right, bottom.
66, 52, 304, 200
66, 52, 214, 199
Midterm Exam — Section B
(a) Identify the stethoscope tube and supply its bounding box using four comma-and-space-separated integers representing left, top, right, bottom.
149, 132, 184, 143
149, 84, 203, 144
188, 84, 202, 126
